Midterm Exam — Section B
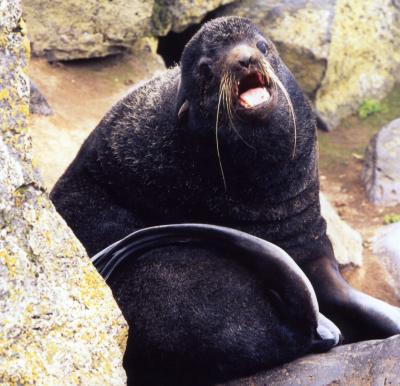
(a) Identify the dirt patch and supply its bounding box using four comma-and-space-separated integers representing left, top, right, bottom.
29, 53, 165, 188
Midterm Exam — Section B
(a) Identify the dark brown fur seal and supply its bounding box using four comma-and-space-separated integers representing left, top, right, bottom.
51, 15, 400, 384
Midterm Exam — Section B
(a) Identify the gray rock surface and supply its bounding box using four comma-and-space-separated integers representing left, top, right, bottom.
373, 223, 400, 299
0, 2, 128, 383
362, 118, 400, 207
220, 334, 400, 386
320, 193, 363, 267
30, 80, 53, 116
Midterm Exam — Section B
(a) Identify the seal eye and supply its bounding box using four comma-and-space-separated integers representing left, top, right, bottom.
256, 41, 268, 54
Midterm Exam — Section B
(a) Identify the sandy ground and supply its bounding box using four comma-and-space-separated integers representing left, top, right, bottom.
28, 55, 400, 305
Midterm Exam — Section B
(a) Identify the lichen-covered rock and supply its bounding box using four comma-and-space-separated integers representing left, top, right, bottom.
320, 193, 363, 266
362, 118, 400, 207
0, 3, 128, 384
316, 0, 400, 130
216, 0, 336, 97
22, 0, 154, 60
152, 0, 235, 35
221, 334, 400, 386
373, 223, 400, 299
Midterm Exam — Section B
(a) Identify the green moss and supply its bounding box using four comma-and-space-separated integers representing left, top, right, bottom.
358, 99, 388, 119
384, 214, 400, 225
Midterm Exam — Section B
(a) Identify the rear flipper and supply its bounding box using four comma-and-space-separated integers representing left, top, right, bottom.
312, 312, 343, 352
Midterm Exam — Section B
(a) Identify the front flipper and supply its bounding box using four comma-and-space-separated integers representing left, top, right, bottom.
301, 249, 400, 343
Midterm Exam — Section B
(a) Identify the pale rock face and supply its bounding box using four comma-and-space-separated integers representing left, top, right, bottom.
320, 193, 363, 267
23, 0, 155, 60
362, 118, 400, 207
316, 0, 400, 130
22, 0, 236, 60
0, 2, 128, 384
373, 223, 400, 299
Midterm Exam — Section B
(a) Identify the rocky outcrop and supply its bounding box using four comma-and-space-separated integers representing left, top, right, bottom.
362, 118, 400, 206
23, 0, 235, 60
221, 334, 400, 386
320, 193, 363, 267
316, 0, 400, 130
373, 223, 400, 299
0, 2, 128, 384
217, 0, 335, 98
23, 0, 155, 60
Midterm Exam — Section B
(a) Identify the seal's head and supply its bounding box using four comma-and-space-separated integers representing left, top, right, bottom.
176, 17, 314, 165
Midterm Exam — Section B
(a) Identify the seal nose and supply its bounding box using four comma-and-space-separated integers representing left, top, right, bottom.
229, 44, 258, 69
238, 53, 254, 68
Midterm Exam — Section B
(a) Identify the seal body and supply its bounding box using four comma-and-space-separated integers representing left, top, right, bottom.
92, 224, 340, 386
51, 15, 400, 366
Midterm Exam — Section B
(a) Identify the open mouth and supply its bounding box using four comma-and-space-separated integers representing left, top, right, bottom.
238, 72, 271, 109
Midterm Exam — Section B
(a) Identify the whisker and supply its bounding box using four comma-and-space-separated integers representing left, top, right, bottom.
261, 59, 297, 159
216, 74, 227, 192
224, 74, 255, 150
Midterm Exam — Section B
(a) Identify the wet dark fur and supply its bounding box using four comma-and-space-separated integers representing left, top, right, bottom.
110, 244, 317, 385
51, 16, 400, 385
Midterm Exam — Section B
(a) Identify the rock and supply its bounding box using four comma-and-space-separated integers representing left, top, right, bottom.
0, 3, 128, 384
372, 223, 400, 299
320, 193, 363, 267
316, 0, 400, 130
30, 80, 53, 116
152, 0, 235, 35
362, 118, 400, 207
23, 0, 154, 60
216, 0, 336, 98
23, 0, 235, 60
220, 334, 400, 386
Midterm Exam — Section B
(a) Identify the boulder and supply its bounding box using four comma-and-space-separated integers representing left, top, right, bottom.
221, 334, 400, 385
153, 0, 235, 35
372, 223, 400, 299
0, 3, 128, 384
216, 0, 336, 98
362, 118, 400, 207
320, 193, 363, 266
23, 0, 154, 60
316, 0, 400, 130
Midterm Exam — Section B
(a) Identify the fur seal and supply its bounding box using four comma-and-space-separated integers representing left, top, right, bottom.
51, 16, 400, 354
92, 223, 340, 385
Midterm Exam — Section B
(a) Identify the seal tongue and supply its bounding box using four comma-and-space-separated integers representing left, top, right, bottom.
240, 87, 269, 108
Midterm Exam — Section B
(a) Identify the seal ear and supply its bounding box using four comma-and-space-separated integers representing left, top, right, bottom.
177, 100, 190, 127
